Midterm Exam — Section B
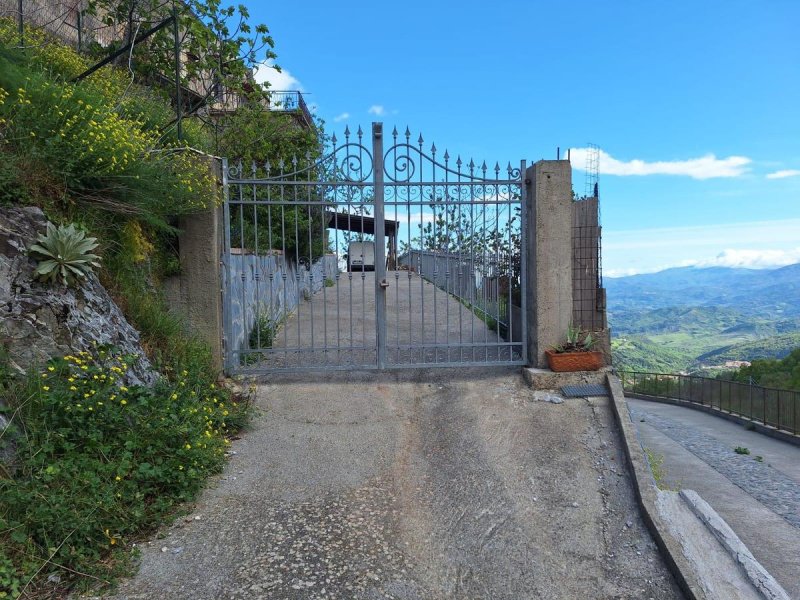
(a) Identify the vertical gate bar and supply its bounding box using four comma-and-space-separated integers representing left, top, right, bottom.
373, 123, 387, 368
494, 180, 502, 352
306, 171, 315, 353
431, 148, 438, 363
281, 201, 288, 365
457, 162, 464, 363
406, 141, 413, 363
347, 190, 354, 363
468, 178, 475, 361
519, 160, 528, 364
252, 162, 260, 353
221, 159, 233, 373
444, 156, 451, 363
320, 180, 328, 364
266, 163, 274, 363
482, 182, 488, 362
417, 134, 426, 364
237, 171, 246, 368
293, 164, 301, 368
505, 174, 513, 362
334, 182, 341, 364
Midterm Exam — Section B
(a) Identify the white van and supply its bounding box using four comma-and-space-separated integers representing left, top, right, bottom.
347, 241, 376, 271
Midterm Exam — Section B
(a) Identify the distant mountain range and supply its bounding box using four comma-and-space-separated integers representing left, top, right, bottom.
606, 264, 800, 373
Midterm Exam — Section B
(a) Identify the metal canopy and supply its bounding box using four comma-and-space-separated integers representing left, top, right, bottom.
326, 211, 399, 237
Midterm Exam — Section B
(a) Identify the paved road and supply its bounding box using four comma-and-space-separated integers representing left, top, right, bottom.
627, 397, 800, 599
263, 271, 519, 369
108, 372, 681, 599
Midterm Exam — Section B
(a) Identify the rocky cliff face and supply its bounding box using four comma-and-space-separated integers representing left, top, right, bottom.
0, 206, 158, 387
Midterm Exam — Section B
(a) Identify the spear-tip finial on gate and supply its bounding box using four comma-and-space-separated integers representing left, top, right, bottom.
392, 126, 398, 140
278, 157, 285, 171
431, 142, 437, 156
250, 160, 257, 176
331, 132, 337, 145
481, 161, 487, 176
265, 159, 271, 175
291, 155, 298, 168
506, 161, 513, 176
456, 155, 462, 169
404, 126, 411, 140
357, 125, 363, 139
444, 149, 450, 163
494, 162, 501, 177
344, 125, 350, 140
417, 133, 424, 147
468, 159, 475, 174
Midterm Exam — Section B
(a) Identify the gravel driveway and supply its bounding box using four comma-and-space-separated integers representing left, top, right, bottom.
105, 370, 682, 599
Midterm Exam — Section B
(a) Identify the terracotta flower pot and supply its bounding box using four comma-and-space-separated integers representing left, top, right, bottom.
545, 349, 603, 372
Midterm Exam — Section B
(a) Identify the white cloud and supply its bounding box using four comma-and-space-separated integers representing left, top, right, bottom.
603, 219, 800, 276
253, 60, 304, 91
333, 112, 350, 122
692, 248, 800, 269
368, 105, 386, 116
766, 169, 800, 180
569, 148, 751, 179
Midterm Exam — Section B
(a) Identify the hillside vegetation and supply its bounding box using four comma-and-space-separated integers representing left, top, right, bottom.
0, 12, 320, 597
608, 264, 800, 374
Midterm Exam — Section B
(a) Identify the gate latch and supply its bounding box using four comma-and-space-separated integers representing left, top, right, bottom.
379, 279, 390, 289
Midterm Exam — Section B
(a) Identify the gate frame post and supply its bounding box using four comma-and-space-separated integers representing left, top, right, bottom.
221, 157, 234, 374
372, 122, 387, 368
525, 160, 573, 368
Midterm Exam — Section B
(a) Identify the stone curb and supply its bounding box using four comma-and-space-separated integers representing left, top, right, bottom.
606, 374, 707, 600
679, 490, 790, 600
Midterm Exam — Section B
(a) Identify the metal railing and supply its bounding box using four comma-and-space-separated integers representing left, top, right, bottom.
211, 90, 313, 127
619, 371, 799, 436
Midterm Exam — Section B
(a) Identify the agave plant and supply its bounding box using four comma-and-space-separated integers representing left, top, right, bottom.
28, 222, 101, 287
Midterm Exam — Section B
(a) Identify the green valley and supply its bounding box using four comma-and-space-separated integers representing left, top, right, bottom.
606, 264, 800, 373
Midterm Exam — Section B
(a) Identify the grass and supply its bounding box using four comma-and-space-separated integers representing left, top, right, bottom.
644, 447, 670, 490
734, 446, 750, 455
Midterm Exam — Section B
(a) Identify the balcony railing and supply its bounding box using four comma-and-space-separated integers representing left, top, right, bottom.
210, 90, 314, 128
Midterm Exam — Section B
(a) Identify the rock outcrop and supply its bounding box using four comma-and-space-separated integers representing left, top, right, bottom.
0, 206, 158, 386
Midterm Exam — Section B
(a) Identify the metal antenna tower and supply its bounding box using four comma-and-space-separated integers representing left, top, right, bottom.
584, 143, 600, 198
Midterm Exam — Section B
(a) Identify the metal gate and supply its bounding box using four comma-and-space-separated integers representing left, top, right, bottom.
222, 123, 526, 373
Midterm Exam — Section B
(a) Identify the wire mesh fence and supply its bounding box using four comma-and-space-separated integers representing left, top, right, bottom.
619, 371, 800, 436
572, 196, 606, 331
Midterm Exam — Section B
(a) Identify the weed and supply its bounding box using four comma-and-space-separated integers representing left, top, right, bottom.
754, 455, 764, 462
324, 277, 335, 287
734, 446, 750, 455
644, 447, 669, 490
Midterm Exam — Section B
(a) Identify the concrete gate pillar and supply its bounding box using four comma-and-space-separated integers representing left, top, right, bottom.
525, 160, 573, 368
163, 158, 225, 372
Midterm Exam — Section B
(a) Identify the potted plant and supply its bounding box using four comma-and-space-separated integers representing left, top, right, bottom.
546, 324, 604, 372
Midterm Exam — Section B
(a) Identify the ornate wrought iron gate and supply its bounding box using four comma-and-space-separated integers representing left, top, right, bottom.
222, 123, 527, 373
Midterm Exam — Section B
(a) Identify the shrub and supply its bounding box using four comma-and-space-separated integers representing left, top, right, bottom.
0, 349, 248, 595
28, 222, 101, 286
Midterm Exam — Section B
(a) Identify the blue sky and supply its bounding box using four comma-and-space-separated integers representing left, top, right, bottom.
248, 0, 799, 277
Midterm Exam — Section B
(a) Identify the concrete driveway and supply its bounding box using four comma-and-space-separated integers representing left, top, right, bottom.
107, 371, 682, 599
627, 397, 800, 598
264, 271, 518, 369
